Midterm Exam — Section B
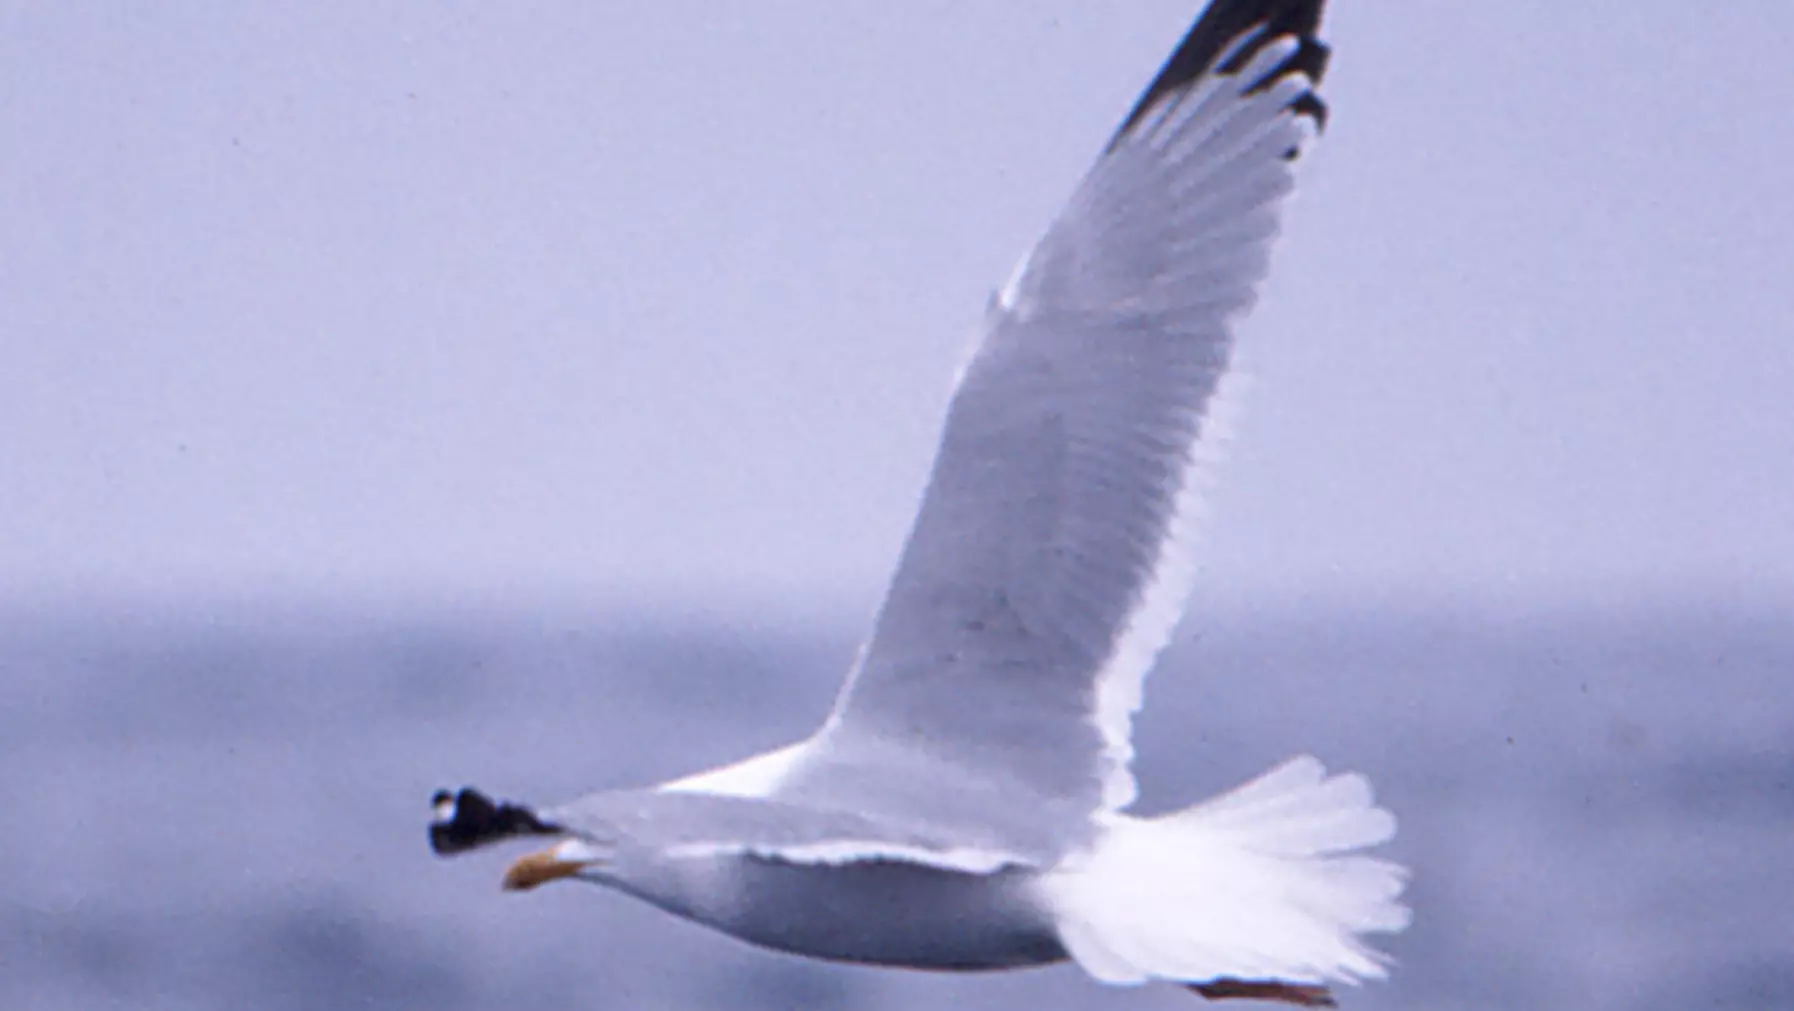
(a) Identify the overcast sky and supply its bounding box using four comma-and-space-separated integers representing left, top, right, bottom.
3, 2, 1790, 616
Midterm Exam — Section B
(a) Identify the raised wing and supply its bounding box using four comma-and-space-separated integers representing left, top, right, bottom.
802, 1, 1330, 822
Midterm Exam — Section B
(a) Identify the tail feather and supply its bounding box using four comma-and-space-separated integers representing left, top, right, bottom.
1040, 756, 1410, 989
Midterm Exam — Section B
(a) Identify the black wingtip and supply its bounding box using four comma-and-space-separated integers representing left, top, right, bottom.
429, 786, 560, 856
1108, 0, 1330, 151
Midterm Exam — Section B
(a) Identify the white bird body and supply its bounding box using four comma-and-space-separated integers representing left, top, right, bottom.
432, 2, 1409, 1005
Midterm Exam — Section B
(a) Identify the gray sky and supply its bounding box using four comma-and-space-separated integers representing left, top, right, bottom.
4, 2, 1791, 614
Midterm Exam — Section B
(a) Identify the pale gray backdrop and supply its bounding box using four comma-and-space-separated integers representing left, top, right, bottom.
4, 1, 1790, 612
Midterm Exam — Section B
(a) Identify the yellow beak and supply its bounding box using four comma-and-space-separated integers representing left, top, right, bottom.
502, 848, 588, 891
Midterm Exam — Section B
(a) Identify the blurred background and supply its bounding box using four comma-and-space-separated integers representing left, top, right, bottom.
3, 3, 1790, 1009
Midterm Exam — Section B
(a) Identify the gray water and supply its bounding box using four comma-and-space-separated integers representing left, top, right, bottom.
4, 596, 1790, 1010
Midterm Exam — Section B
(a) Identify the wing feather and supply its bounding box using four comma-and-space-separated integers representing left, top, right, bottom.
793, 0, 1331, 828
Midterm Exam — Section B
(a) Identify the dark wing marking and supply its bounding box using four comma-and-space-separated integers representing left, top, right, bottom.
1110, 0, 1330, 151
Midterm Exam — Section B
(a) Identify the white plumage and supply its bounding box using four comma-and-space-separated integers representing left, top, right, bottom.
1042, 758, 1409, 987
433, 3, 1408, 1005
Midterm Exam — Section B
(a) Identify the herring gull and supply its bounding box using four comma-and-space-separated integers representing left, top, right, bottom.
430, 1, 1409, 1004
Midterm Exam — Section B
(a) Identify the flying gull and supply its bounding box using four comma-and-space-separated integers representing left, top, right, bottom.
430, 1, 1409, 1004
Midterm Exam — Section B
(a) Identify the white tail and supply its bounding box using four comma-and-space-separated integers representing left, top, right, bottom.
1039, 756, 1410, 988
